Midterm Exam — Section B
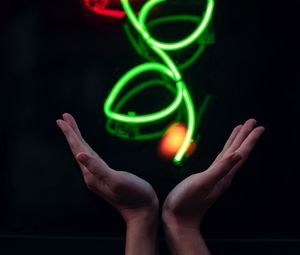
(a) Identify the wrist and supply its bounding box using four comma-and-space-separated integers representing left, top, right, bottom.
162, 210, 211, 255
125, 206, 159, 255
124, 198, 159, 226
162, 209, 202, 231
163, 220, 210, 255
163, 215, 201, 240
126, 208, 158, 230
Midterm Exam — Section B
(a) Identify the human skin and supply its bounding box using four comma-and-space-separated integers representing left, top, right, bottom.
57, 113, 159, 255
57, 114, 264, 255
162, 119, 265, 255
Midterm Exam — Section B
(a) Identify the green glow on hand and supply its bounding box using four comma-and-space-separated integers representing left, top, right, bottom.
103, 0, 215, 164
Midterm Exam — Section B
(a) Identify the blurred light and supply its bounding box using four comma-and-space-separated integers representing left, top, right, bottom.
104, 62, 184, 124
103, 0, 215, 164
82, 0, 142, 19
159, 123, 195, 160
123, 0, 214, 51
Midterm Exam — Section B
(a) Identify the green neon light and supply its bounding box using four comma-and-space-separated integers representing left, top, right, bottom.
104, 63, 183, 124
178, 44, 206, 70
114, 80, 177, 115
124, 15, 208, 70
124, 23, 149, 59
104, 0, 215, 164
174, 89, 196, 162
106, 79, 178, 140
138, 0, 214, 51
120, 0, 148, 38
146, 15, 201, 28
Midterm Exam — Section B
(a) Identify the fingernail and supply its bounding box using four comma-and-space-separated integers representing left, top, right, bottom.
256, 126, 266, 134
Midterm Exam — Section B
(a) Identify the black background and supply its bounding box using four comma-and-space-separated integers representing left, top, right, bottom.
1, 0, 300, 248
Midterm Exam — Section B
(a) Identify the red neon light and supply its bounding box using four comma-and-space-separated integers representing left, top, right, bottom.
82, 0, 141, 19
158, 123, 195, 160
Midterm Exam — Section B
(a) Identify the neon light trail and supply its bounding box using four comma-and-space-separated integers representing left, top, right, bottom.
103, 0, 215, 164
82, 0, 142, 19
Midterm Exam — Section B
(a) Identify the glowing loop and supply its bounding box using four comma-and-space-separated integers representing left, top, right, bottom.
82, 0, 143, 19
124, 15, 208, 70
104, 62, 184, 124
106, 79, 178, 140
122, 0, 214, 51
83, 0, 127, 18
104, 0, 214, 164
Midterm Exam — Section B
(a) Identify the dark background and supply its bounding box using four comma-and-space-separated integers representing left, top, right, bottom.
1, 0, 300, 253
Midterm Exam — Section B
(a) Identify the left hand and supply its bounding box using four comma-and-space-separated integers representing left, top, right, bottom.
56, 113, 158, 223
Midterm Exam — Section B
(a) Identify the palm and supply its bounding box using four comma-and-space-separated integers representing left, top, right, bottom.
57, 113, 158, 221
163, 119, 265, 228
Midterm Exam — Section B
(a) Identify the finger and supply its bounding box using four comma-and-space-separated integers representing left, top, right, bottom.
62, 113, 97, 156
209, 127, 265, 200
56, 119, 88, 156
226, 119, 257, 153
222, 124, 243, 153
202, 152, 242, 185
227, 126, 265, 178
213, 124, 243, 164
237, 126, 265, 158
62, 113, 82, 138
76, 152, 112, 180
210, 126, 265, 197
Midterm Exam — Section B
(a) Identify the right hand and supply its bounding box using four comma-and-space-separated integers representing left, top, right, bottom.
162, 119, 265, 229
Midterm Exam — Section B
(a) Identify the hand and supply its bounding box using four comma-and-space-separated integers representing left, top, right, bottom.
162, 119, 265, 229
56, 113, 158, 223
162, 119, 265, 255
57, 113, 159, 255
